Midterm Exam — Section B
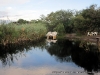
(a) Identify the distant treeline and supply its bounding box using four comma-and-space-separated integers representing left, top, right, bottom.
8, 4, 100, 35
39, 4, 100, 35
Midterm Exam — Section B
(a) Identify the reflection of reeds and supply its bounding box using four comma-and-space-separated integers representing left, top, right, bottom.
0, 23, 47, 45
0, 38, 46, 66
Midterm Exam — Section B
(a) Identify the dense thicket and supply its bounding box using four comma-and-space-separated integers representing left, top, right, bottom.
74, 4, 100, 34
0, 23, 47, 45
40, 4, 100, 35
40, 10, 73, 34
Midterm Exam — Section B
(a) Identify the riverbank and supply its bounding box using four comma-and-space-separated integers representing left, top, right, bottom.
66, 33, 100, 43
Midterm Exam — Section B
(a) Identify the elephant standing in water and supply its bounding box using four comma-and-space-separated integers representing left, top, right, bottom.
46, 31, 57, 40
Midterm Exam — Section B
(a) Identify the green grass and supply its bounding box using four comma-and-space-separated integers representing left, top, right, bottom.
0, 23, 47, 45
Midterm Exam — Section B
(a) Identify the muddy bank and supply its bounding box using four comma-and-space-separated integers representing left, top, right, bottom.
66, 34, 100, 43
0, 37, 45, 46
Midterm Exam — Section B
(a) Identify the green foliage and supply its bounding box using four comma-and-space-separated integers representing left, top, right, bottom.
0, 23, 47, 44
41, 4, 100, 35
42, 10, 73, 33
0, 4, 100, 45
74, 4, 100, 34
54, 23, 66, 35
17, 19, 29, 24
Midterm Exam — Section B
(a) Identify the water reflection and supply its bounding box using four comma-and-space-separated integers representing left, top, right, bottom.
0, 38, 100, 75
0, 39, 46, 66
46, 39, 72, 62
46, 39, 100, 73
46, 39, 57, 43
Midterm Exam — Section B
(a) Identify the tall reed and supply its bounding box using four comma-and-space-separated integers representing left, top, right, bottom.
0, 23, 47, 45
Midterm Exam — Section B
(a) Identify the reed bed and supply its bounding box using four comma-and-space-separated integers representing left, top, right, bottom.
0, 23, 47, 45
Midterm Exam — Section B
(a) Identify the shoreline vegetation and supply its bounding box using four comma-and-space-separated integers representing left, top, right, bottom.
0, 23, 47, 46
0, 23, 99, 46
0, 4, 100, 46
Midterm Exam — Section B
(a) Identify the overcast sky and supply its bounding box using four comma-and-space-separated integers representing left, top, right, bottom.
0, 0, 100, 21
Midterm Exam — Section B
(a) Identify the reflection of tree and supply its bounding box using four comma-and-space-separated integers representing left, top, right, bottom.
72, 41, 100, 73
79, 41, 99, 52
46, 39, 100, 73
0, 38, 46, 66
1, 38, 100, 73
46, 39, 73, 62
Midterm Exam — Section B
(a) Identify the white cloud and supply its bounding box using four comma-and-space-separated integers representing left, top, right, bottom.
0, 66, 71, 75
0, 11, 8, 17
3, 9, 51, 21
0, 0, 51, 20
36, 0, 48, 5
7, 7, 12, 10
6, 7, 13, 10
0, 0, 30, 6
0, 9, 51, 21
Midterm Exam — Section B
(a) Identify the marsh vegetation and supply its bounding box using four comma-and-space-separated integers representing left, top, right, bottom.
0, 23, 47, 45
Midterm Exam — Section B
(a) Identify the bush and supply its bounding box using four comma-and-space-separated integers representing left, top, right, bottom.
0, 23, 47, 45
54, 23, 66, 35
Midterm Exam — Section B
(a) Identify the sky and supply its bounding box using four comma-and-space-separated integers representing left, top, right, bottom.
0, 0, 100, 21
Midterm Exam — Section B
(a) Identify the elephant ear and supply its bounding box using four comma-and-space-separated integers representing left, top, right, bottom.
46, 31, 52, 36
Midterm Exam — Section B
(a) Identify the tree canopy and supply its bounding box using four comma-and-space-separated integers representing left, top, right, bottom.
40, 10, 73, 34
17, 19, 29, 24
15, 4, 100, 35
74, 4, 100, 34
40, 4, 100, 35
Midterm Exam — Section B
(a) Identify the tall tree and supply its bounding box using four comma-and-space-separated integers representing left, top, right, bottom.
74, 4, 100, 34
17, 19, 29, 24
43, 10, 73, 33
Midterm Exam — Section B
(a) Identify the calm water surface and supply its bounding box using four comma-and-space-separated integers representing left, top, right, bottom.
0, 39, 100, 75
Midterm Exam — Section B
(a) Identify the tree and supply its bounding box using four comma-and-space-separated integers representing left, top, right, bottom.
40, 14, 46, 22
73, 4, 100, 34
42, 10, 74, 33
73, 13, 87, 34
17, 19, 29, 24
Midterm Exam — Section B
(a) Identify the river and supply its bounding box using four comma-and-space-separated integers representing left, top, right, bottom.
0, 38, 100, 75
